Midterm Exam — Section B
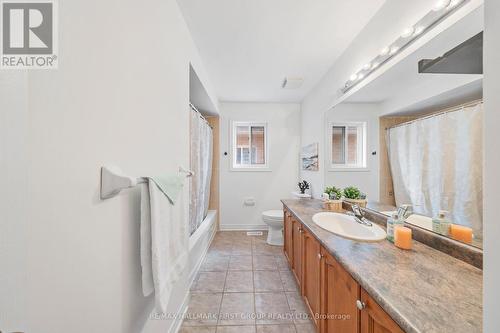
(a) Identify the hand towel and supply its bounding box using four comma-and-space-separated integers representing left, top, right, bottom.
140, 176, 188, 312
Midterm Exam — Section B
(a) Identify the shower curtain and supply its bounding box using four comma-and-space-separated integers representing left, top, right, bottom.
189, 107, 213, 235
387, 103, 483, 241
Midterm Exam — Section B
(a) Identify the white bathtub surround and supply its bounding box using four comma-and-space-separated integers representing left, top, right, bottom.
189, 106, 213, 235
140, 179, 188, 312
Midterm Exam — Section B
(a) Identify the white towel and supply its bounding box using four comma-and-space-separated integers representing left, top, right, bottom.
140, 179, 188, 312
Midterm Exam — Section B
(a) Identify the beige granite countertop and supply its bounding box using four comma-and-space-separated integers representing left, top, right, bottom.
282, 199, 482, 333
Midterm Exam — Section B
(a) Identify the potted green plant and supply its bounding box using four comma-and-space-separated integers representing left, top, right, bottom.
324, 186, 342, 200
323, 186, 343, 212
343, 186, 367, 207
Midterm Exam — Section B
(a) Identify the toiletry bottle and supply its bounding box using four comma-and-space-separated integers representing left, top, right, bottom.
432, 210, 451, 236
386, 212, 399, 243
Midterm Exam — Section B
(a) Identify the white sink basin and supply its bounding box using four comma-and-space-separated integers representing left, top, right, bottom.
312, 212, 386, 242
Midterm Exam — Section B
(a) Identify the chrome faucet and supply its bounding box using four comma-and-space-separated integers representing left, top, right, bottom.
350, 204, 372, 227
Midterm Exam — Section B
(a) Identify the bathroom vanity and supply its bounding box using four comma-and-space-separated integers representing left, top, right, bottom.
282, 199, 482, 333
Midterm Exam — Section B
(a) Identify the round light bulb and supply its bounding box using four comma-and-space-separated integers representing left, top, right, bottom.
380, 47, 390, 56
371, 62, 380, 70
358, 73, 365, 80
433, 0, 451, 11
363, 63, 371, 70
448, 0, 462, 8
349, 74, 358, 81
414, 26, 425, 36
401, 27, 415, 38
389, 46, 399, 55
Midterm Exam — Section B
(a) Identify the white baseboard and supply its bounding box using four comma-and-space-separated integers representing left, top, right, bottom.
219, 224, 269, 231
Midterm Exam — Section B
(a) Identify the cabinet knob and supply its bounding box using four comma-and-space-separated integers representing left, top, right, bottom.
317, 253, 324, 259
299, 228, 304, 233
356, 300, 366, 310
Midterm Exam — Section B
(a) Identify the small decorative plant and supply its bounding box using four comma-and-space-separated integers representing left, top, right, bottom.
297, 180, 310, 194
324, 186, 343, 201
343, 186, 363, 200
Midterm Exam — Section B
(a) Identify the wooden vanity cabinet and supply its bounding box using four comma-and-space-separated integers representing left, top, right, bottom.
282, 206, 404, 333
320, 248, 360, 333
283, 209, 293, 267
292, 218, 303, 288
360, 289, 404, 333
302, 228, 322, 327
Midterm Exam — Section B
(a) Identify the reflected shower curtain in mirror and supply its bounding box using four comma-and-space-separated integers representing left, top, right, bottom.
189, 107, 213, 235
388, 103, 483, 241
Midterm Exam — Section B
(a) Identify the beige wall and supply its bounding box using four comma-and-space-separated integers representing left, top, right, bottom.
207, 117, 220, 228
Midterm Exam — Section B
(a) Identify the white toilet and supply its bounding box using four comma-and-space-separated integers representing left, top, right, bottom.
262, 210, 284, 246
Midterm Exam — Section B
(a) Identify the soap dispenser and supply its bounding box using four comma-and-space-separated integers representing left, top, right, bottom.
432, 210, 451, 236
387, 212, 404, 243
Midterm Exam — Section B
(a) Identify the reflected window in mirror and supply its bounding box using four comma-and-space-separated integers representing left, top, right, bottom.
329, 122, 367, 170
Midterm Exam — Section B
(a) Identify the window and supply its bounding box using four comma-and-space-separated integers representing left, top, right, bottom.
232, 122, 268, 169
329, 122, 366, 169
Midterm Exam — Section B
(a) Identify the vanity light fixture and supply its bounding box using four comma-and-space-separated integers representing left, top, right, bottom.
401, 27, 415, 38
341, 0, 469, 94
389, 46, 400, 55
433, 0, 451, 11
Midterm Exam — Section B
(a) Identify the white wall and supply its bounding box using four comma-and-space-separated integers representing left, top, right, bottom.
0, 0, 218, 332
0, 72, 29, 332
483, 0, 500, 331
324, 103, 381, 201
219, 103, 301, 230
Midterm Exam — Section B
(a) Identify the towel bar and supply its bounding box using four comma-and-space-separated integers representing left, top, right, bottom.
100, 166, 193, 200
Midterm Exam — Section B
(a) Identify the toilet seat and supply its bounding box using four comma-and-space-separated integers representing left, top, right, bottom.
262, 210, 284, 246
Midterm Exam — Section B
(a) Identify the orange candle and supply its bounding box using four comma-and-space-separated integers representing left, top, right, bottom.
450, 224, 473, 244
394, 226, 412, 250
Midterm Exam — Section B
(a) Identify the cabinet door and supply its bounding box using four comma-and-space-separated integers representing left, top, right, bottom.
360, 288, 404, 333
320, 249, 360, 333
283, 209, 293, 268
302, 229, 322, 329
292, 219, 303, 288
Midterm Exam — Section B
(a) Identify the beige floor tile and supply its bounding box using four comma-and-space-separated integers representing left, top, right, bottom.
216, 325, 256, 333
275, 255, 290, 271
228, 255, 253, 271
253, 243, 282, 256
191, 271, 227, 293
225, 271, 254, 293
200, 254, 230, 272
183, 293, 223, 327
232, 243, 253, 255
256, 324, 296, 333
253, 256, 278, 270
179, 326, 217, 333
254, 271, 284, 292
285, 292, 311, 323
218, 292, 255, 326
255, 292, 293, 325
279, 270, 299, 292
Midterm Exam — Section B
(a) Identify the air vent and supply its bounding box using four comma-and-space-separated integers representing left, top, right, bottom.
282, 77, 304, 89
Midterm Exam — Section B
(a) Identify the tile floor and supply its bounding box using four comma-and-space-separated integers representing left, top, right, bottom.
180, 231, 316, 333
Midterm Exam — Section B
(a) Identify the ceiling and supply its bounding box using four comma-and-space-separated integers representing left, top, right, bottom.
177, 0, 386, 103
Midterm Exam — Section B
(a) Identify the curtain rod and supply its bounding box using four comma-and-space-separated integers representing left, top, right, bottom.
189, 103, 213, 129
387, 99, 483, 130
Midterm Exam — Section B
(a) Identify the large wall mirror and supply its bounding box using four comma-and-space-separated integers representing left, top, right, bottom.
328, 3, 483, 249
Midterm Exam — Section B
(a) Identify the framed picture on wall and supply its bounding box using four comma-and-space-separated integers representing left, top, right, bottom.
301, 143, 319, 171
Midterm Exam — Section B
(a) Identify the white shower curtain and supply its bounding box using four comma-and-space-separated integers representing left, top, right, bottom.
388, 104, 483, 241
189, 107, 213, 235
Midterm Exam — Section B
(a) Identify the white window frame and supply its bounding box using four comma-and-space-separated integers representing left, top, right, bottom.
328, 121, 368, 171
231, 121, 269, 171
